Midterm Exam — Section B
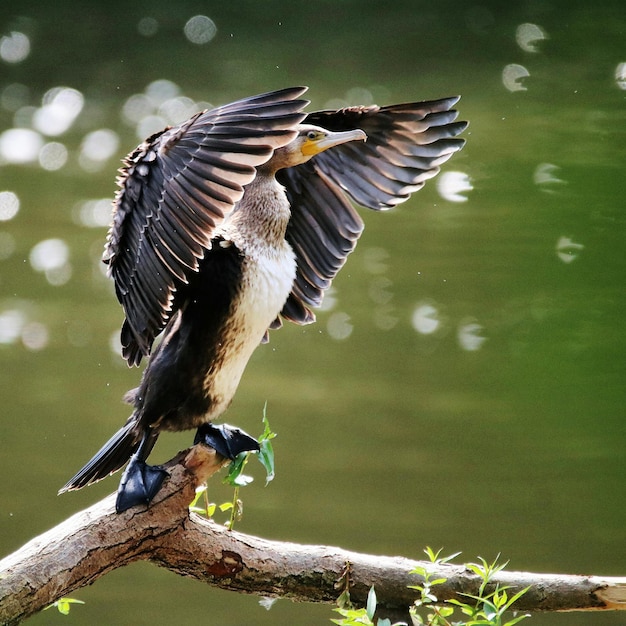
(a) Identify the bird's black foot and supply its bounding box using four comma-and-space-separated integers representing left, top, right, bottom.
194, 423, 260, 460
115, 454, 168, 513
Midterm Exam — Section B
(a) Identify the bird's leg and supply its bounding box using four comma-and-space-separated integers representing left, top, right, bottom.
194, 423, 260, 460
115, 429, 167, 513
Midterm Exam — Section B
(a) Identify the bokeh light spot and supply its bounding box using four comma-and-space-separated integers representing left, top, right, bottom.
556, 236, 584, 264
33, 87, 84, 136
138, 17, 159, 37
362, 247, 389, 275
457, 319, 486, 351
412, 303, 441, 335
615, 62, 626, 90
1, 83, 30, 112
145, 79, 180, 106
437, 171, 473, 203
74, 198, 113, 228
515, 23, 547, 53
0, 128, 43, 163
502, 64, 530, 92
184, 15, 217, 44
159, 96, 198, 125
39, 142, 68, 171
327, 312, 353, 340
29, 239, 73, 285
79, 129, 119, 171
0, 31, 30, 64
22, 321, 49, 351
122, 93, 154, 125
0, 191, 20, 221
0, 309, 26, 344
0, 232, 16, 259
136, 114, 167, 140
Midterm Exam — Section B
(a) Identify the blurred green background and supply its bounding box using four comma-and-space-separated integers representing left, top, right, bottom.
0, 1, 624, 624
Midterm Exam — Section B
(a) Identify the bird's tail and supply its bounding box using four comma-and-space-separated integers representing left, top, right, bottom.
58, 419, 141, 494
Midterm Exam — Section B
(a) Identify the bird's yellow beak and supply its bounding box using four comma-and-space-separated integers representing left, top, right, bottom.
302, 128, 367, 157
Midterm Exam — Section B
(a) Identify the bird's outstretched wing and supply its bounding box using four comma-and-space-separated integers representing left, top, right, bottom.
278, 96, 467, 324
106, 87, 309, 365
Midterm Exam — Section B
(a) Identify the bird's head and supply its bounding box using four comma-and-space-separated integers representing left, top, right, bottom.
268, 124, 367, 172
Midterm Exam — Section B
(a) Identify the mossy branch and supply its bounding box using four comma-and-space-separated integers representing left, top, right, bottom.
0, 445, 624, 625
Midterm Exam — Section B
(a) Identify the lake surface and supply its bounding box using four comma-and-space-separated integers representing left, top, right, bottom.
1, 2, 624, 624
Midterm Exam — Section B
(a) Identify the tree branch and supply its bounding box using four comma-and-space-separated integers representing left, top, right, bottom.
1, 445, 624, 625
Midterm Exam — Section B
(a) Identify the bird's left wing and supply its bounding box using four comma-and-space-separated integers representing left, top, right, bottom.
106, 87, 309, 365
277, 96, 467, 325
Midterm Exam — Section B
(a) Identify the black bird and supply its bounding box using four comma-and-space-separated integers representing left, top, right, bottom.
59, 86, 467, 512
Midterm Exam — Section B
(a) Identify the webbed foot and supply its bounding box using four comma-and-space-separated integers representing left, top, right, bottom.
194, 423, 260, 460
115, 454, 168, 513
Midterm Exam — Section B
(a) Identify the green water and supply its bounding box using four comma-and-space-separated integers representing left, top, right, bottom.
1, 2, 624, 624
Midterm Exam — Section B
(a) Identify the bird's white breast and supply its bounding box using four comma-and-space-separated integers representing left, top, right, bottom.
203, 241, 296, 416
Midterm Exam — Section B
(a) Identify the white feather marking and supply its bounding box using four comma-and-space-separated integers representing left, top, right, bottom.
203, 241, 296, 416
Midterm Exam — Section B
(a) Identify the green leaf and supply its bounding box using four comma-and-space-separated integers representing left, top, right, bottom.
44, 597, 85, 615
258, 438, 275, 485
189, 484, 206, 509
336, 589, 353, 610
366, 586, 377, 621
259, 404, 277, 442
503, 586, 531, 611
223, 452, 254, 486
409, 565, 427, 577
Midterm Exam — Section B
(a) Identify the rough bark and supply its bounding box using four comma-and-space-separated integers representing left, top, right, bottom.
0, 444, 624, 625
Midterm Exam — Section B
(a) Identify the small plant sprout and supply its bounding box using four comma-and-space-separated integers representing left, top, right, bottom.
44, 597, 85, 615
448, 555, 531, 626
332, 586, 407, 626
408, 549, 531, 626
408, 547, 460, 626
188, 484, 216, 518
332, 563, 407, 626
329, 549, 531, 626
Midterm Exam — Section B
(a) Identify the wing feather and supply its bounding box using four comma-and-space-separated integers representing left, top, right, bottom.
106, 87, 309, 364
278, 96, 467, 325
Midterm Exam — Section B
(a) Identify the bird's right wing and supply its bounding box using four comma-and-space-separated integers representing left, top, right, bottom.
278, 96, 467, 325
277, 162, 364, 324
106, 87, 309, 365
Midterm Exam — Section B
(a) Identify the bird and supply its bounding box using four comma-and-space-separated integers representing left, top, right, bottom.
59, 86, 467, 513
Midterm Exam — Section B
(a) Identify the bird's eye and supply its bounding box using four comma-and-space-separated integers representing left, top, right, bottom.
306, 130, 318, 140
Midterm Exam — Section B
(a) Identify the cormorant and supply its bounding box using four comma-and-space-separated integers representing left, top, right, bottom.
59, 86, 467, 512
